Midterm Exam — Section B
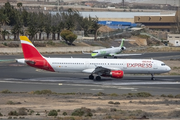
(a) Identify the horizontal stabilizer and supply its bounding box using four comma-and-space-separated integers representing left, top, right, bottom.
114, 54, 142, 57
82, 51, 91, 54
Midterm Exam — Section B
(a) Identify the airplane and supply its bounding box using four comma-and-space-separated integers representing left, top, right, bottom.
16, 36, 171, 81
83, 39, 141, 58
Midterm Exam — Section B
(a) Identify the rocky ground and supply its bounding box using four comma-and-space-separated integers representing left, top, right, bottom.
0, 91, 180, 120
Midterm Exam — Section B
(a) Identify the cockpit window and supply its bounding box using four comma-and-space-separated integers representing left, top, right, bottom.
161, 63, 166, 66
92, 52, 98, 53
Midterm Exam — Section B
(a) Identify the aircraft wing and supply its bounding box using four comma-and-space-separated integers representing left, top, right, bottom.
112, 53, 142, 57
82, 66, 120, 75
82, 51, 91, 54
92, 66, 120, 74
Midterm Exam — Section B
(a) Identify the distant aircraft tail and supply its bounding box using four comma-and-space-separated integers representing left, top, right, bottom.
19, 36, 54, 72
119, 38, 126, 50
119, 38, 124, 48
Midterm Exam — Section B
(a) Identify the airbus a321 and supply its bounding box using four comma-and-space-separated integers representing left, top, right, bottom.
83, 39, 141, 58
16, 36, 171, 80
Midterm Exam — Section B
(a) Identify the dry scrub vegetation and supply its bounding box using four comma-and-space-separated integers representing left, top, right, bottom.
0, 90, 180, 120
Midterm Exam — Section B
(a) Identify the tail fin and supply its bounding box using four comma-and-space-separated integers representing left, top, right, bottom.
119, 38, 125, 48
19, 36, 55, 72
20, 36, 43, 59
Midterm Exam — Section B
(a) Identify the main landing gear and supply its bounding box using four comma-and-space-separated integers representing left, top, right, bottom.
89, 74, 94, 80
95, 76, 101, 80
151, 74, 155, 80
88, 74, 101, 80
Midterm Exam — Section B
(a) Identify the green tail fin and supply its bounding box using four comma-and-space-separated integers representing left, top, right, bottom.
120, 39, 125, 47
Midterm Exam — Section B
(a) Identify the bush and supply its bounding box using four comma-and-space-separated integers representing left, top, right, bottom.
7, 101, 14, 105
3, 42, 7, 46
8, 111, 18, 116
33, 42, 46, 47
136, 92, 152, 97
48, 110, 58, 116
72, 108, 84, 116
110, 108, 117, 112
94, 92, 107, 96
175, 94, 180, 98
63, 112, 67, 116
161, 94, 166, 97
33, 90, 55, 94
18, 108, 27, 115
108, 101, 114, 104
1, 89, 12, 93
72, 107, 93, 117
28, 109, 34, 115
167, 94, 174, 98
110, 93, 118, 97
47, 40, 55, 46
114, 102, 120, 105
6, 101, 21, 105
36, 112, 40, 115
7, 43, 19, 47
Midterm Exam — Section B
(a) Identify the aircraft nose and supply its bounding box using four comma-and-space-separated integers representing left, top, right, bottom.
91, 53, 97, 57
166, 66, 171, 72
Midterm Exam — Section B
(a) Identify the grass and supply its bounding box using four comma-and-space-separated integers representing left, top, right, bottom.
32, 90, 56, 94
123, 92, 152, 98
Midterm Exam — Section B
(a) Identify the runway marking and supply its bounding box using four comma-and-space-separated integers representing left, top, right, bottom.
90, 89, 104, 91
58, 83, 63, 85
0, 80, 57, 85
110, 82, 180, 85
0, 59, 15, 62
117, 87, 137, 90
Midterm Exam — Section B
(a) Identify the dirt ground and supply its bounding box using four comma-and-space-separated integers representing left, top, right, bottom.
0, 92, 180, 120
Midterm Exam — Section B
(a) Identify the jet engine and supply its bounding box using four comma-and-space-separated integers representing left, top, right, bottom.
121, 46, 126, 50
110, 70, 124, 78
102, 70, 124, 78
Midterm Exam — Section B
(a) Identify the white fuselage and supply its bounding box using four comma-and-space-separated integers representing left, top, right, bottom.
92, 47, 121, 57
46, 58, 171, 74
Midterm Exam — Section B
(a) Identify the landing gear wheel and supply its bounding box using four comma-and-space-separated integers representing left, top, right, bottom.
89, 74, 94, 80
104, 56, 107, 58
95, 76, 101, 80
151, 77, 155, 80
151, 74, 155, 80
114, 56, 117, 59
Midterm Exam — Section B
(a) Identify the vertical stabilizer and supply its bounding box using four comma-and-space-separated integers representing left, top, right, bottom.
19, 36, 54, 72
20, 36, 43, 59
120, 38, 125, 48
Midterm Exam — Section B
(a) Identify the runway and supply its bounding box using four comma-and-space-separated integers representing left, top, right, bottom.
0, 52, 180, 95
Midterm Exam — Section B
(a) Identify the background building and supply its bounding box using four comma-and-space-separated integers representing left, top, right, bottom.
167, 34, 180, 46
134, 10, 180, 31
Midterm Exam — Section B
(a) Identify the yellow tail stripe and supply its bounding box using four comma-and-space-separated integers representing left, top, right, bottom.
20, 36, 32, 44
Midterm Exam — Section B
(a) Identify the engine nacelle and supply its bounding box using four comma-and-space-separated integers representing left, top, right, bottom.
110, 70, 124, 78
102, 70, 124, 79
121, 46, 126, 50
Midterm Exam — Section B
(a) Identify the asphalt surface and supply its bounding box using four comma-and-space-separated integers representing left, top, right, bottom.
0, 52, 180, 95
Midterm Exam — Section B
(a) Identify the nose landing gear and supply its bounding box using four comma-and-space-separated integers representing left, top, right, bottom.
151, 74, 155, 80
